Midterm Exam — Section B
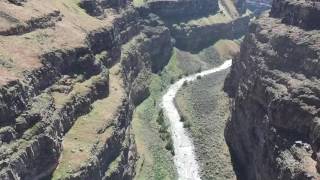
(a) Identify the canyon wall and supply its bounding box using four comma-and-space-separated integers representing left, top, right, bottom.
0, 1, 172, 179
147, 0, 219, 18
145, 0, 251, 52
169, 14, 250, 53
224, 0, 320, 179
0, 0, 250, 179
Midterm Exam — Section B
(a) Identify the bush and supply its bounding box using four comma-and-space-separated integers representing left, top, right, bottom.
156, 109, 164, 124
159, 123, 168, 133
165, 139, 175, 155
160, 132, 170, 141
170, 77, 175, 84
197, 75, 202, 80
180, 115, 186, 122
183, 121, 192, 128
197, 66, 202, 73
182, 81, 188, 87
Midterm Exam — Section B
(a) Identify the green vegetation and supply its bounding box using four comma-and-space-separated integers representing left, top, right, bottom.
59, 0, 86, 15
133, 39, 239, 179
133, 0, 146, 7
165, 139, 174, 155
104, 153, 123, 178
175, 70, 236, 179
197, 66, 202, 73
180, 115, 186, 122
156, 109, 173, 155
156, 109, 164, 124
170, 77, 175, 84
183, 120, 192, 129
132, 50, 183, 180
182, 81, 188, 87
52, 66, 120, 179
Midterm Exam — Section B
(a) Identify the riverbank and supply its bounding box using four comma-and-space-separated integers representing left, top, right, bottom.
175, 65, 236, 180
162, 60, 232, 180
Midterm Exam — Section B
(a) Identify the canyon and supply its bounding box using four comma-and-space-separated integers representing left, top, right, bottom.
1, 0, 319, 180
0, 0, 247, 179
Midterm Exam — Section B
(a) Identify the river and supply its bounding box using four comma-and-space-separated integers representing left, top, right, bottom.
161, 60, 232, 180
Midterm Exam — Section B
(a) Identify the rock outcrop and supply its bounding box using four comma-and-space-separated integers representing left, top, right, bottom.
170, 13, 250, 52
233, 0, 246, 14
0, 1, 172, 179
0, 0, 251, 179
79, 0, 130, 16
224, 0, 320, 179
146, 0, 250, 52
147, 0, 219, 18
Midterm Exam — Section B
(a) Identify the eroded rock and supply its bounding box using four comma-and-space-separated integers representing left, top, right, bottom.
224, 1, 320, 179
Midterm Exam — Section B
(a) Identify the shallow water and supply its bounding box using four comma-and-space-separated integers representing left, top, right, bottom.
161, 60, 232, 180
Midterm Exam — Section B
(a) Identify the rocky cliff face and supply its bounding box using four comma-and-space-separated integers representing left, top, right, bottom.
233, 0, 246, 14
147, 0, 219, 18
145, 0, 250, 52
0, 0, 251, 179
271, 0, 320, 30
224, 0, 320, 179
0, 1, 172, 179
170, 14, 250, 52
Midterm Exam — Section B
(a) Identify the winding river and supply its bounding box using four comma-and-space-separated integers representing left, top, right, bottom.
161, 60, 232, 180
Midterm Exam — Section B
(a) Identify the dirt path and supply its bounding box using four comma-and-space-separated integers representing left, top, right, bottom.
161, 60, 232, 180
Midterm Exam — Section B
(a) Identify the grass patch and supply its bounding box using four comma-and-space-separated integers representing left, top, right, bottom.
52, 66, 121, 179
175, 70, 236, 179
133, 0, 146, 7
59, 0, 87, 15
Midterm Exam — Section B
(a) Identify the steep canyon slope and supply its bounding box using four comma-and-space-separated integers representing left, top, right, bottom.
225, 0, 320, 179
0, 0, 249, 179
0, 0, 172, 179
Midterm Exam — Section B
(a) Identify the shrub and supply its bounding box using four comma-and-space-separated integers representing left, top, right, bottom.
197, 75, 202, 80
170, 77, 175, 84
156, 109, 164, 125
197, 66, 202, 73
182, 81, 188, 87
159, 123, 168, 133
183, 121, 192, 128
160, 132, 170, 141
180, 115, 186, 122
165, 139, 175, 155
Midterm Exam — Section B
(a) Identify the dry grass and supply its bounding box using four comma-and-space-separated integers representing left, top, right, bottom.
187, 13, 231, 27
0, 67, 18, 85
0, 0, 117, 87
183, 0, 243, 28
220, 0, 240, 18
133, 0, 146, 7
213, 39, 240, 59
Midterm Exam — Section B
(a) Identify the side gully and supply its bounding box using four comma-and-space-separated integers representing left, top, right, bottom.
161, 60, 232, 180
